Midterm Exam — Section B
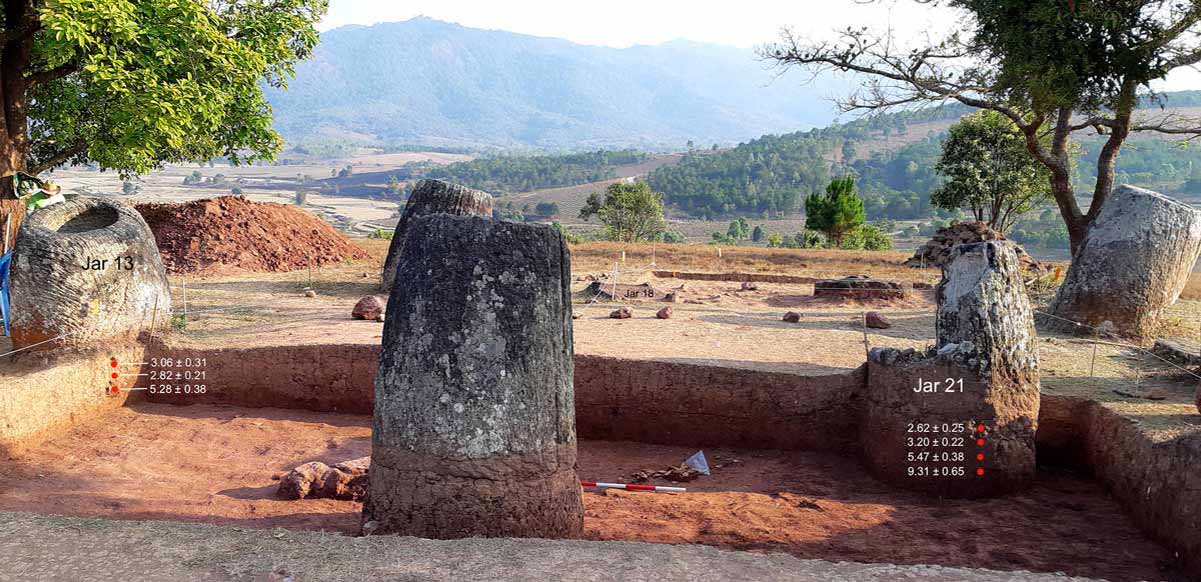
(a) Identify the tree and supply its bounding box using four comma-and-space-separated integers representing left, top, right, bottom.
932, 111, 1053, 233
727, 219, 749, 241
763, 0, 1201, 254
804, 176, 865, 245
579, 181, 667, 242
0, 0, 326, 237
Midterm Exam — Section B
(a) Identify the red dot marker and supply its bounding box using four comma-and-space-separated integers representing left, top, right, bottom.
110, 360, 118, 368
976, 438, 985, 446
976, 453, 985, 461
108, 385, 119, 395
976, 468, 985, 476
976, 424, 986, 433
111, 372, 119, 379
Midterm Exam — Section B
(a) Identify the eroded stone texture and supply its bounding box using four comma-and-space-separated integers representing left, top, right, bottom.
1049, 185, 1201, 338
279, 458, 370, 501
863, 242, 1040, 498
380, 180, 493, 293
363, 215, 582, 539
9, 197, 172, 351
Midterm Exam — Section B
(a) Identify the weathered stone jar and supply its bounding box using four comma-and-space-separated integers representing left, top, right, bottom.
9, 197, 172, 351
380, 179, 493, 293
364, 214, 583, 539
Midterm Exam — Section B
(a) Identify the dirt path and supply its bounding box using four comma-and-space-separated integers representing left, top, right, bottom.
0, 402, 1179, 581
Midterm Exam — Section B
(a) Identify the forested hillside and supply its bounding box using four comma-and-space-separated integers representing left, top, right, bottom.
426, 150, 648, 194
648, 91, 1201, 221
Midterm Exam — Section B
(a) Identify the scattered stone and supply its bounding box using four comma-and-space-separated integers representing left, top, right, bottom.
814, 277, 907, 301
656, 307, 672, 319
629, 464, 704, 484
1114, 387, 1169, 400
740, 282, 758, 291
664, 292, 678, 303
364, 215, 582, 539
352, 296, 386, 320
1047, 185, 1201, 338
304, 289, 317, 298
904, 221, 1046, 275
374, 313, 385, 323
578, 281, 658, 301
865, 311, 892, 329
782, 311, 801, 323
913, 282, 934, 290
278, 458, 370, 501
610, 307, 632, 319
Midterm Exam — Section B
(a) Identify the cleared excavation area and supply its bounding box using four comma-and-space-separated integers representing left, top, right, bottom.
0, 402, 1177, 582
3, 240, 1200, 582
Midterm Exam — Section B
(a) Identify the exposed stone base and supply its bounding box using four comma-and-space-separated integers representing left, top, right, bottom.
362, 444, 583, 539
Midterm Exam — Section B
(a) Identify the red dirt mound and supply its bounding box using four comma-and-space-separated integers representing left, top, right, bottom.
136, 196, 370, 276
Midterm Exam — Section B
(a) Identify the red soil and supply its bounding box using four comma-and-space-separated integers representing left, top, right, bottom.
136, 196, 370, 276
0, 403, 1180, 582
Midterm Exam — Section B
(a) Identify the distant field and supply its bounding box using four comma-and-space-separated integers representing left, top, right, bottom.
504, 153, 684, 220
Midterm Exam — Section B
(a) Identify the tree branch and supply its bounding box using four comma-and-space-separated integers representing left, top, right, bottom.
29, 141, 87, 174
25, 62, 79, 87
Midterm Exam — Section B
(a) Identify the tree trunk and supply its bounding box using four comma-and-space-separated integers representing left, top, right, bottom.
364, 214, 583, 539
0, 0, 36, 253
1047, 185, 1201, 338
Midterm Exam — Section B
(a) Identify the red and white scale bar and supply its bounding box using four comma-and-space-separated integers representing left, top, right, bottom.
580, 481, 686, 493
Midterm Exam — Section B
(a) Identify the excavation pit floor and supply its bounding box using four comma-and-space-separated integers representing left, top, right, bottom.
0, 402, 1181, 582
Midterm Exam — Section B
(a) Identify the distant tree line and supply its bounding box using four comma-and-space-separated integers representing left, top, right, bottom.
425, 149, 648, 194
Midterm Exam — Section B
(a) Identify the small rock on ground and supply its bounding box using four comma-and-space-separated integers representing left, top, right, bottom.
352, 296, 386, 320
610, 307, 632, 319
656, 307, 672, 319
783, 312, 801, 323
865, 312, 892, 329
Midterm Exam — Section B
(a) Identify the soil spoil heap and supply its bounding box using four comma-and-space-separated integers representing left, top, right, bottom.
136, 196, 369, 276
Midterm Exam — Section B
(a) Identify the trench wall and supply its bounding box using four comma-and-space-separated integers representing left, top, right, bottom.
5, 341, 1200, 574
0, 345, 145, 455
1039, 394, 1201, 575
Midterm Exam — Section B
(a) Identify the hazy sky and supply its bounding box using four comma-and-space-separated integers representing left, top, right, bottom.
320, 0, 1200, 90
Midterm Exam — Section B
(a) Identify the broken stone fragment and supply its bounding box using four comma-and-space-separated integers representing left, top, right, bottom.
277, 458, 370, 501
352, 296, 386, 320
740, 282, 758, 291
865, 311, 892, 329
610, 307, 632, 319
782, 311, 801, 323
656, 307, 672, 319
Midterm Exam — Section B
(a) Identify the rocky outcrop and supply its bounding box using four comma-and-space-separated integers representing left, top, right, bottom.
380, 180, 493, 293
364, 215, 582, 539
8, 197, 172, 351
863, 242, 1040, 498
905, 221, 1045, 274
1048, 185, 1201, 338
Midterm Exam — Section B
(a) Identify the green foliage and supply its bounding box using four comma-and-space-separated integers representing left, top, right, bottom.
426, 150, 648, 195
804, 176, 866, 245
550, 221, 583, 244
660, 230, 686, 243
932, 111, 1052, 232
767, 232, 783, 247
534, 201, 560, 219
368, 229, 394, 240
726, 218, 750, 241
492, 200, 525, 222
799, 230, 827, 249
844, 224, 894, 251
295, 191, 308, 206
231, 186, 244, 195
31, 0, 326, 174
579, 181, 667, 242
183, 170, 203, 185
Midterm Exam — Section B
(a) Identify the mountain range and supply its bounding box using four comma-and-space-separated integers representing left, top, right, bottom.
266, 17, 849, 151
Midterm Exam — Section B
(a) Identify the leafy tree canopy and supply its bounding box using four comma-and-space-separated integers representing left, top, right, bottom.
804, 176, 866, 245
22, 0, 326, 176
579, 181, 667, 243
932, 110, 1054, 232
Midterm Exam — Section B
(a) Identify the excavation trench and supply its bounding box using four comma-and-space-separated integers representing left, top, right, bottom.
0, 341, 1196, 581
